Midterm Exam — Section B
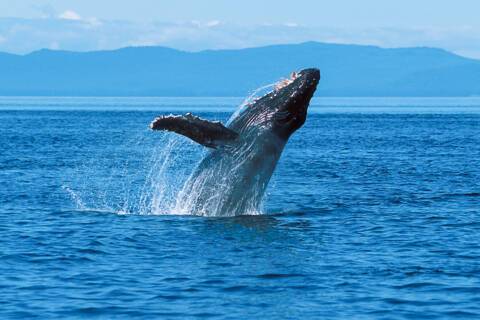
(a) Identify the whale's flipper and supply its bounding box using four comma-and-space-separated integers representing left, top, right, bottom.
150, 113, 239, 148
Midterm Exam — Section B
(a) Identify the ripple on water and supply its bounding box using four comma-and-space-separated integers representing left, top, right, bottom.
1, 105, 480, 319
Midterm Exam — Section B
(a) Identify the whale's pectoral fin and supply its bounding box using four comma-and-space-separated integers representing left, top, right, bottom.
150, 113, 239, 149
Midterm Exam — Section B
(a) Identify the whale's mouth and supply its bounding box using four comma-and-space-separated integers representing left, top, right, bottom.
273, 69, 320, 108
273, 68, 320, 98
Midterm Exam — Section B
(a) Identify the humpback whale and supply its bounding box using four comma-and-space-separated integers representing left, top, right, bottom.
150, 68, 320, 216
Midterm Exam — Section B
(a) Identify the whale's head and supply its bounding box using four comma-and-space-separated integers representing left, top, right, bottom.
270, 68, 320, 138
228, 68, 320, 139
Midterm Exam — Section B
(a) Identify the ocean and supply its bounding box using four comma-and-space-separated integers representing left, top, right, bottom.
1, 97, 479, 319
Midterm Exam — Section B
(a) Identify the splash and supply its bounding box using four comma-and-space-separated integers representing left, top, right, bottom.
64, 77, 291, 216
64, 125, 271, 217
139, 136, 199, 215
171, 138, 267, 217
63, 131, 199, 216
62, 185, 87, 210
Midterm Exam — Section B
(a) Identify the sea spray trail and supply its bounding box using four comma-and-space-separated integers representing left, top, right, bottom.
142, 135, 205, 215
63, 129, 202, 215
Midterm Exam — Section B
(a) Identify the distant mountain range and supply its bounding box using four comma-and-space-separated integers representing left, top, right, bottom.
1, 42, 480, 96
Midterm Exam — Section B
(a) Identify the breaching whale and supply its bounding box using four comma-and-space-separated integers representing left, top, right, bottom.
150, 68, 320, 216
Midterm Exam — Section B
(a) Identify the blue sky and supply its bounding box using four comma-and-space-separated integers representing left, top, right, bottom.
1, 0, 480, 58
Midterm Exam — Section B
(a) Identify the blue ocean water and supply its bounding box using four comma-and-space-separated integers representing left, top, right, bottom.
1, 97, 480, 319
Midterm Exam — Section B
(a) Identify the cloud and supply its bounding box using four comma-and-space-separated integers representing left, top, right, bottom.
206, 20, 221, 27
59, 10, 82, 21
187, 20, 221, 28
0, 17, 479, 59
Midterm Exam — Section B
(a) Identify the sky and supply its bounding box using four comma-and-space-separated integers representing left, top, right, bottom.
1, 0, 480, 58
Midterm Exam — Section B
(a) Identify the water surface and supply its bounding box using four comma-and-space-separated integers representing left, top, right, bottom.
1, 97, 479, 319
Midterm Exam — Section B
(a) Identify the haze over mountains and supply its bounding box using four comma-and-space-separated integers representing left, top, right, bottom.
1, 42, 479, 97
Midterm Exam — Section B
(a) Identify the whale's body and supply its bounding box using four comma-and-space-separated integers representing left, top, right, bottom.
174, 127, 285, 216
151, 68, 320, 216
